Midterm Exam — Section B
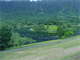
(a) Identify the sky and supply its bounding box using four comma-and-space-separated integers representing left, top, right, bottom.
30, 0, 38, 1
1, 0, 41, 1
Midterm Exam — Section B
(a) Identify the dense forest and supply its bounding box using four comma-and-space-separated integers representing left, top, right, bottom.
0, 0, 80, 50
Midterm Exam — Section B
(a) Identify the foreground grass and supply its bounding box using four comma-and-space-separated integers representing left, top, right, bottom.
0, 35, 80, 60
61, 52, 80, 60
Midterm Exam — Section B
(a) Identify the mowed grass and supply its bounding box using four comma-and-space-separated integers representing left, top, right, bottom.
44, 25, 58, 33
30, 28, 35, 31
0, 36, 80, 60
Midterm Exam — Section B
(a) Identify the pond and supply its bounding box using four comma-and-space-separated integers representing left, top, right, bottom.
14, 27, 59, 42
13, 26, 80, 42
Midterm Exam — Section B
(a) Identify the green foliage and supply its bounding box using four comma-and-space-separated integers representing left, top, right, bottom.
27, 21, 33, 26
8, 32, 20, 47
1, 1, 80, 27
57, 26, 74, 38
18, 37, 28, 47
8, 32, 36, 48
33, 24, 46, 32
0, 1, 80, 50
57, 27, 66, 38
44, 25, 58, 33
64, 31, 74, 37
67, 23, 72, 28
0, 25, 12, 50
0, 44, 7, 50
31, 25, 58, 33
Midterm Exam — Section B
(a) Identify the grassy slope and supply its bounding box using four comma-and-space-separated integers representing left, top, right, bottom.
0, 35, 80, 60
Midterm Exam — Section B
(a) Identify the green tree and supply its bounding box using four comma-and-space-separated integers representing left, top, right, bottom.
57, 27, 66, 38
19, 37, 28, 47
64, 31, 74, 37
19, 37, 36, 47
33, 24, 46, 32
67, 23, 72, 28
9, 32, 36, 47
8, 32, 20, 48
0, 25, 12, 50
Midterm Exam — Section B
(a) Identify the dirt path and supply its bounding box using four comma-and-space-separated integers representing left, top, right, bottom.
0, 36, 80, 54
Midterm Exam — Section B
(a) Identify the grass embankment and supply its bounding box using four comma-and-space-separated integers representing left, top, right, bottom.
6, 39, 61, 50
0, 35, 80, 60
2, 35, 80, 51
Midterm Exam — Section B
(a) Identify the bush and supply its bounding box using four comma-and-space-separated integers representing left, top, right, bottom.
64, 31, 74, 37
0, 44, 7, 50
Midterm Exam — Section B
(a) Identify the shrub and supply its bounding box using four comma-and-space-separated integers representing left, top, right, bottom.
62, 36, 65, 39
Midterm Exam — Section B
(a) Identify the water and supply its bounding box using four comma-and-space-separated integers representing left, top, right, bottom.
14, 27, 58, 42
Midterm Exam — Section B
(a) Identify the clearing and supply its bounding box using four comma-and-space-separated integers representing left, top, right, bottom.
30, 25, 58, 33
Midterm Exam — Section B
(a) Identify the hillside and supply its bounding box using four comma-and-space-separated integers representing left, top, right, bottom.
0, 0, 80, 22
0, 0, 80, 52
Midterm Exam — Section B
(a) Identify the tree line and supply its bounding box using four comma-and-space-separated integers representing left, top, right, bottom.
0, 24, 36, 51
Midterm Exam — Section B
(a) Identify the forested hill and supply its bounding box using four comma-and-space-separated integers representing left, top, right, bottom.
0, 0, 80, 22
1, 0, 80, 13
0, 0, 80, 51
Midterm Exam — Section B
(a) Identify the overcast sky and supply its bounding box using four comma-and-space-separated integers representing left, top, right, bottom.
0, 0, 41, 1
